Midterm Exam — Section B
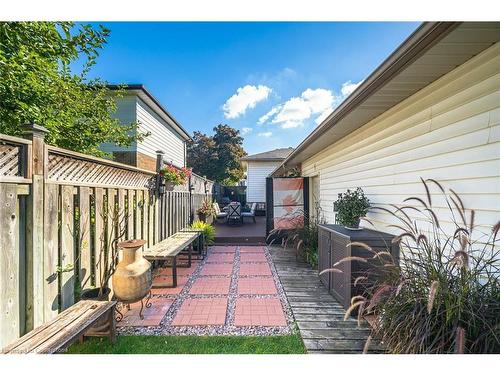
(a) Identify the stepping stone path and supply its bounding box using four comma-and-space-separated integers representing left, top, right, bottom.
117, 245, 293, 336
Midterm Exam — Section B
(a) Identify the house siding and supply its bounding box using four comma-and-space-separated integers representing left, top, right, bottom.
136, 98, 186, 168
247, 161, 282, 203
100, 95, 138, 154
301, 42, 500, 236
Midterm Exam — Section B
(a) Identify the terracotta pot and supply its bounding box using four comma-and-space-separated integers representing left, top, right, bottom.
112, 239, 152, 303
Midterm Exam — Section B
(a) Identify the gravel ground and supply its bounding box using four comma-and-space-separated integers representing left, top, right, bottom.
118, 245, 296, 336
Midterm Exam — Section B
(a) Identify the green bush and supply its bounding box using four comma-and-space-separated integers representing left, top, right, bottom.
334, 187, 370, 228
191, 220, 215, 245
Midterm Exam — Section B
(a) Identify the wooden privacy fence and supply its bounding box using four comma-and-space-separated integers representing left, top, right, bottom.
0, 125, 211, 347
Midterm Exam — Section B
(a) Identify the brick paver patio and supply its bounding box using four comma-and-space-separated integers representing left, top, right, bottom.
200, 262, 234, 276
240, 245, 266, 253
240, 252, 267, 263
118, 245, 290, 331
206, 253, 235, 263
239, 262, 273, 276
234, 298, 287, 327
117, 297, 174, 327
189, 277, 231, 295
171, 298, 228, 326
237, 277, 278, 295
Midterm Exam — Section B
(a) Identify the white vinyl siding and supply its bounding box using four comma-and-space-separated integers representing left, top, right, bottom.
246, 161, 282, 203
301, 42, 500, 237
100, 95, 137, 154
136, 98, 186, 168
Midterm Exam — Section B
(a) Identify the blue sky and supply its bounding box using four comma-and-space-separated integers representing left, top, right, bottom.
86, 22, 420, 154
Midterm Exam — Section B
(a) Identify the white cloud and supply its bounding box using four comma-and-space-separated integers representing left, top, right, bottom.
240, 127, 252, 135
257, 80, 363, 129
269, 88, 335, 129
257, 105, 281, 125
341, 80, 362, 97
222, 85, 272, 119
258, 131, 272, 137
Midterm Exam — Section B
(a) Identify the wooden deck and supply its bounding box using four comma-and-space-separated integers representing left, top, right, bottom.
269, 246, 384, 354
214, 215, 266, 245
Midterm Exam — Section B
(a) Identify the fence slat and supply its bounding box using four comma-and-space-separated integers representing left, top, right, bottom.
135, 190, 143, 241
78, 186, 91, 289
127, 190, 134, 240
106, 189, 116, 293
0, 184, 20, 348
149, 193, 155, 246
43, 183, 59, 321
60, 185, 75, 310
93, 188, 105, 287
143, 191, 150, 247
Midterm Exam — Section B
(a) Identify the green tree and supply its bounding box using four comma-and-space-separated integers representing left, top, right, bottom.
0, 22, 143, 156
187, 124, 246, 185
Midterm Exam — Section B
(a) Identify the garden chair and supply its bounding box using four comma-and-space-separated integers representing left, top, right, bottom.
227, 202, 242, 225
213, 202, 228, 223
242, 202, 257, 223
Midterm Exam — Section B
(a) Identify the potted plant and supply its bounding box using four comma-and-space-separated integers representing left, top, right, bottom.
159, 163, 192, 191
196, 199, 215, 223
334, 187, 370, 229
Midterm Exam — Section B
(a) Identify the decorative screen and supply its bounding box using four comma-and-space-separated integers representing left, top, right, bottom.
272, 178, 304, 229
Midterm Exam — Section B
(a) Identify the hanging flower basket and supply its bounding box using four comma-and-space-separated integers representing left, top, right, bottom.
159, 163, 192, 191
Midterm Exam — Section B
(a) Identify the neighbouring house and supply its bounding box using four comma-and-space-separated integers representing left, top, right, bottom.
101, 84, 192, 172
271, 22, 500, 236
241, 147, 294, 209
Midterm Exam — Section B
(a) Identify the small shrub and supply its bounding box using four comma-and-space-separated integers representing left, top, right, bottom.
191, 220, 215, 245
334, 187, 370, 228
327, 179, 500, 354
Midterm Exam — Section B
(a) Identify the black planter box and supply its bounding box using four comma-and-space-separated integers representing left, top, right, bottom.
318, 224, 400, 310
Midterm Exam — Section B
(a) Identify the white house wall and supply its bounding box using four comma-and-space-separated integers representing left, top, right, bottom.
247, 161, 282, 203
136, 98, 186, 168
301, 42, 500, 237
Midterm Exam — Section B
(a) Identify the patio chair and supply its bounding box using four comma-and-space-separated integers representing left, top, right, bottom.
242, 202, 257, 223
227, 202, 242, 225
213, 202, 228, 223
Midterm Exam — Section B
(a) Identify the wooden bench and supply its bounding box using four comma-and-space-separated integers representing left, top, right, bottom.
2, 300, 116, 354
143, 230, 201, 288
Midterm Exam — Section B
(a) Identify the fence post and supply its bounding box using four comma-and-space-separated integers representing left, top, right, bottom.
156, 151, 164, 240
22, 123, 48, 330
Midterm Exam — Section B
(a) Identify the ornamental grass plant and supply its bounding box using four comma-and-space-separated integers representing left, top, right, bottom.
324, 179, 500, 353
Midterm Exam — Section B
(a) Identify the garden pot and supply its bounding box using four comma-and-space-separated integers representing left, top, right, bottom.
165, 181, 175, 191
112, 239, 152, 304
198, 213, 207, 222
345, 218, 362, 230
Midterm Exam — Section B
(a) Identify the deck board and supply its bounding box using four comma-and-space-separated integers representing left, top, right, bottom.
269, 245, 384, 354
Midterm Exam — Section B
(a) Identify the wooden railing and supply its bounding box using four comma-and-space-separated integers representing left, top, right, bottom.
0, 125, 211, 347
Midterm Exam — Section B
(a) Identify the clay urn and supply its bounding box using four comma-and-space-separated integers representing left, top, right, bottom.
112, 239, 152, 303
